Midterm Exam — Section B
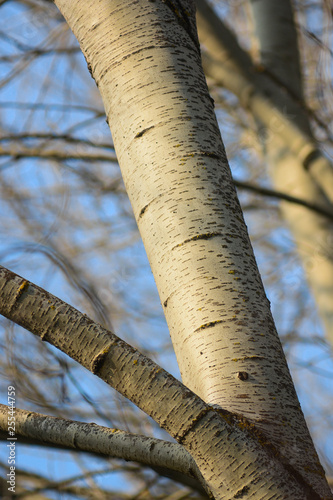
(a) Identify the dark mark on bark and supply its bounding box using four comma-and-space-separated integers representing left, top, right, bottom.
176, 407, 211, 443
303, 148, 321, 170
172, 232, 222, 250
91, 348, 110, 374
135, 125, 155, 139
234, 485, 250, 498
194, 319, 224, 332
139, 204, 149, 219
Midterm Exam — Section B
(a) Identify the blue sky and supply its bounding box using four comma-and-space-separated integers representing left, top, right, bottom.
0, 0, 333, 496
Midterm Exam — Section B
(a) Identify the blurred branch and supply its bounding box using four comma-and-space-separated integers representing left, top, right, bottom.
234, 179, 333, 221
0, 460, 127, 499
1, 135, 332, 219
196, 0, 333, 203
0, 46, 80, 63
0, 133, 113, 150
0, 100, 104, 114
0, 144, 117, 162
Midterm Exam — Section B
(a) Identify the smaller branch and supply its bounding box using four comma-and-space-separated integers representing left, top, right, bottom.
0, 46, 80, 63
0, 133, 114, 150
0, 146, 117, 163
234, 179, 333, 221
0, 405, 205, 494
0, 265, 324, 498
0, 460, 126, 499
0, 101, 103, 114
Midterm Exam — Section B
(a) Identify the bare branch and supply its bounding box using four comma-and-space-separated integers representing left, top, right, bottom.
0, 264, 323, 498
0, 404, 205, 494
234, 179, 333, 221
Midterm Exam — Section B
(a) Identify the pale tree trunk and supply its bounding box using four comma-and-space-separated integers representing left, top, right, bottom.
39, 0, 332, 497
195, 0, 333, 202
247, 0, 333, 343
196, 0, 333, 345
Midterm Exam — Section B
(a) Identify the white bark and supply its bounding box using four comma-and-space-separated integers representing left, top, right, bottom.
0, 0, 325, 497
196, 0, 333, 344
0, 265, 331, 498
0, 404, 202, 490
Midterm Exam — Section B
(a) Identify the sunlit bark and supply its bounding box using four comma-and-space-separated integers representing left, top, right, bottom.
0, 404, 204, 492
1, 265, 332, 498
47, 0, 333, 497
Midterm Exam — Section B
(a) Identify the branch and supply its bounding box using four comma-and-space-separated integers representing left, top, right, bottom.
0, 264, 328, 498
0, 101, 103, 114
0, 405, 205, 494
234, 179, 333, 221
0, 46, 80, 63
0, 460, 139, 499
0, 133, 114, 150
0, 144, 117, 163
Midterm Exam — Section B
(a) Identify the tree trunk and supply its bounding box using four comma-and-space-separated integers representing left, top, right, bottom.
196, 0, 333, 344
49, 0, 332, 497
248, 0, 333, 343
